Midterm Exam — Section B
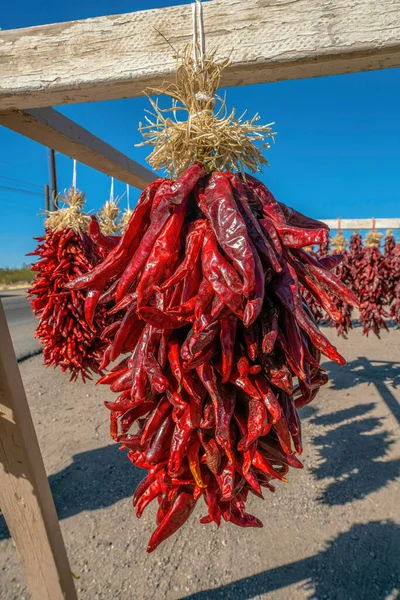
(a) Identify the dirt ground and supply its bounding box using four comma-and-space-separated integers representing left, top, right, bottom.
1, 326, 399, 600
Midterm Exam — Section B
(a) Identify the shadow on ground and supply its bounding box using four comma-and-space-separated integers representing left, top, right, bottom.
301, 356, 400, 505
0, 443, 142, 541
309, 402, 400, 505
183, 521, 400, 600
325, 356, 400, 423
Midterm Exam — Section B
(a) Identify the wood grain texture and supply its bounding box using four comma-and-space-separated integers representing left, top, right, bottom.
321, 218, 400, 230
0, 108, 156, 189
0, 302, 77, 600
0, 0, 399, 110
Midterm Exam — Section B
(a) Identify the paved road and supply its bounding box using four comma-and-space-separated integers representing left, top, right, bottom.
0, 290, 41, 361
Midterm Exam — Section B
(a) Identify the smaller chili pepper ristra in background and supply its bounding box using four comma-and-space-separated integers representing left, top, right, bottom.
390, 238, 400, 324
383, 230, 396, 310
355, 230, 390, 337
329, 231, 355, 338
27, 189, 113, 381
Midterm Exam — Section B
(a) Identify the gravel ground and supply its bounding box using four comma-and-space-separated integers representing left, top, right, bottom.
0, 326, 399, 600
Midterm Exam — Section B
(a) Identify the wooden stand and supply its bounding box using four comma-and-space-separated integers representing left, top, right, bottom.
0, 302, 77, 600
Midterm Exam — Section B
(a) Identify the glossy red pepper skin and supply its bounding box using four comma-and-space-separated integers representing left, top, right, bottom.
228, 173, 281, 273
159, 220, 206, 292
276, 225, 329, 249
204, 172, 256, 297
274, 260, 346, 366
243, 239, 265, 327
201, 228, 245, 318
147, 491, 197, 553
88, 216, 120, 251
220, 314, 237, 383
295, 248, 359, 309
137, 198, 189, 308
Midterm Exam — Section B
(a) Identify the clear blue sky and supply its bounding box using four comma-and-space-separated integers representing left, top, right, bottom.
1, 1, 399, 267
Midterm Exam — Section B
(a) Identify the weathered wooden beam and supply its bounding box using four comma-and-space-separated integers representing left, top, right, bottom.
321, 218, 400, 230
0, 0, 399, 110
0, 302, 77, 600
0, 108, 156, 190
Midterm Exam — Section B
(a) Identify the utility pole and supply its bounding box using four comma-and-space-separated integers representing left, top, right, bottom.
49, 149, 58, 210
44, 184, 50, 212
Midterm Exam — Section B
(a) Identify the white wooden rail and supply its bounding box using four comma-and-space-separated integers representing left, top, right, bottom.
0, 0, 399, 111
321, 218, 400, 230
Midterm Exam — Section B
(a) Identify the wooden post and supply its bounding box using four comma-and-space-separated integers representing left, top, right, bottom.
44, 183, 50, 212
0, 302, 77, 600
49, 148, 58, 210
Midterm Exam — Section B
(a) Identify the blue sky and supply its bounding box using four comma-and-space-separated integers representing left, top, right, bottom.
1, 1, 399, 267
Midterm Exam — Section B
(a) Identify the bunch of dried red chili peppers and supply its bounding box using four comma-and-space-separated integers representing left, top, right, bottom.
28, 191, 111, 381
390, 239, 400, 323
304, 228, 400, 338
30, 46, 368, 552
66, 164, 358, 551
328, 232, 354, 338
355, 230, 391, 337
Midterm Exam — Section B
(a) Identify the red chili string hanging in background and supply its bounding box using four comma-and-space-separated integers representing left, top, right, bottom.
28, 189, 113, 381
384, 230, 396, 309
390, 237, 400, 324
329, 231, 354, 338
356, 228, 390, 337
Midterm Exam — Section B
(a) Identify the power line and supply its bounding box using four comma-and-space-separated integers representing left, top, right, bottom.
0, 184, 43, 198
0, 175, 43, 191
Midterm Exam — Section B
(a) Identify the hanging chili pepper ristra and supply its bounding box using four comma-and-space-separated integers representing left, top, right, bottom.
383, 229, 396, 309
356, 228, 390, 337
67, 45, 358, 552
390, 238, 400, 324
28, 188, 112, 381
329, 231, 354, 338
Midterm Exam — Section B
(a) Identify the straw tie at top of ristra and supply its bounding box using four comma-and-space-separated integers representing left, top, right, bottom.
49, 45, 360, 552
137, 47, 276, 177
